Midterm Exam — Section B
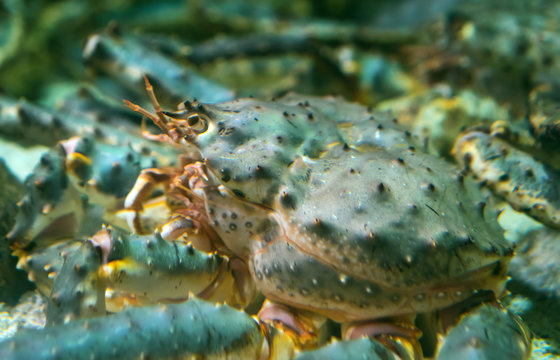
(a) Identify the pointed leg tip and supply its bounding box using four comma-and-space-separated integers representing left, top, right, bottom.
143, 74, 153, 89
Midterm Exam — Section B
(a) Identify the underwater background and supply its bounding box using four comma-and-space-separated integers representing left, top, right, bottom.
0, 0, 559, 359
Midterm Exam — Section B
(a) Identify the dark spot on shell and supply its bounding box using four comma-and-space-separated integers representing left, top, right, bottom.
404, 130, 411, 137
220, 168, 231, 182
256, 271, 263, 280
422, 183, 436, 192
308, 218, 335, 240
259, 221, 279, 243
377, 182, 386, 193
498, 173, 509, 181
463, 153, 473, 166
524, 168, 534, 177
73, 264, 85, 275
231, 212, 238, 219
34, 177, 46, 189
477, 202, 486, 217
232, 189, 245, 198
377, 124, 384, 130
283, 111, 289, 117
307, 113, 314, 120
397, 158, 405, 164
280, 191, 297, 209
222, 213, 228, 220
229, 223, 237, 231
245, 221, 253, 228
254, 165, 273, 179
40, 154, 51, 166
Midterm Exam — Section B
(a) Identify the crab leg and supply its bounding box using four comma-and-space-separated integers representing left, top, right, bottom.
7, 135, 169, 250
453, 131, 560, 229
7, 145, 86, 250
2, 298, 295, 360
295, 337, 399, 360
47, 239, 106, 326
46, 225, 250, 326
436, 304, 531, 360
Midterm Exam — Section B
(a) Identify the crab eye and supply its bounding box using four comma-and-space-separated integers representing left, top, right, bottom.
187, 114, 209, 133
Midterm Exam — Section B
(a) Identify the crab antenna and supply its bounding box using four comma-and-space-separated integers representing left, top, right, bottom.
123, 75, 172, 134
145, 75, 173, 133
122, 99, 151, 119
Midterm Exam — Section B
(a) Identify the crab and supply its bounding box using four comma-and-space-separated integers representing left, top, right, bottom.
32, 76, 525, 359
0, 68, 536, 359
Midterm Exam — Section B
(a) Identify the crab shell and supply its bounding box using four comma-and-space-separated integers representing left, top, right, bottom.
153, 95, 514, 323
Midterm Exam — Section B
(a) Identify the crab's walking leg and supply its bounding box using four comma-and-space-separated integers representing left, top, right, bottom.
1, 298, 295, 360
97, 225, 238, 308
47, 240, 105, 326
7, 145, 85, 250
295, 338, 399, 360
122, 166, 179, 233
46, 225, 249, 325
436, 304, 531, 360
453, 130, 560, 229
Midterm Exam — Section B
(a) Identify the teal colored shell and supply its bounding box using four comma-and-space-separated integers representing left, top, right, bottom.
189, 95, 418, 206
250, 144, 512, 321
178, 95, 513, 321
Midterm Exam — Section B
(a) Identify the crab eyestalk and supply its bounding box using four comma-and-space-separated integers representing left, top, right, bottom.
124, 75, 208, 143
